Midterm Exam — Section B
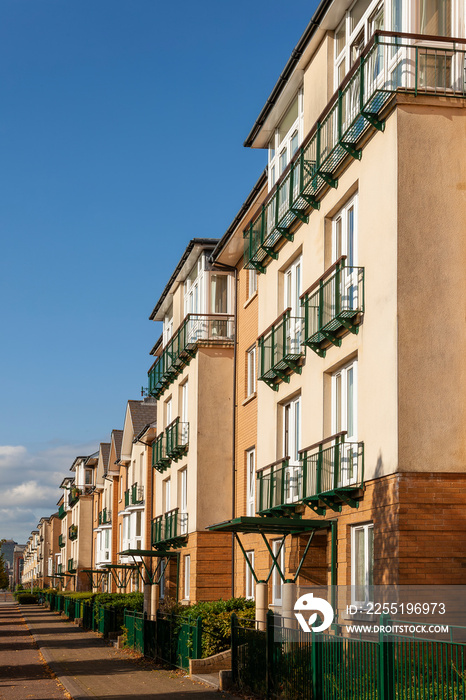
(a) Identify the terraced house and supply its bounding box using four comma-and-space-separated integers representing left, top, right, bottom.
208, 0, 466, 621
146, 238, 235, 606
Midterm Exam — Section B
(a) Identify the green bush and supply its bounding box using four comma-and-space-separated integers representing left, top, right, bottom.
94, 592, 144, 630
16, 593, 38, 604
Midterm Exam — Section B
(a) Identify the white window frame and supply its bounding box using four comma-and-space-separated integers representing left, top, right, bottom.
184, 554, 191, 600
245, 551, 255, 600
283, 396, 301, 504
283, 256, 303, 354
268, 91, 304, 193
272, 539, 285, 606
184, 254, 205, 317
246, 448, 256, 517
332, 360, 357, 441
165, 398, 172, 429
246, 345, 256, 398
351, 523, 374, 607
248, 269, 257, 298
164, 478, 171, 514
332, 194, 358, 266
179, 468, 188, 535
181, 381, 189, 445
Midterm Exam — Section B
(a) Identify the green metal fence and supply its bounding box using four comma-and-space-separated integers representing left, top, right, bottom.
231, 611, 466, 700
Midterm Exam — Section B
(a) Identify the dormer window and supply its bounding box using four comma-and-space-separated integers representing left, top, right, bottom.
268, 92, 303, 192
85, 469, 93, 485
334, 1, 384, 89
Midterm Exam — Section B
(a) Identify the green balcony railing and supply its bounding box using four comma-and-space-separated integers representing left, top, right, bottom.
98, 508, 111, 525
58, 504, 66, 519
244, 31, 466, 273
67, 558, 77, 573
258, 309, 304, 390
153, 432, 170, 472
256, 434, 364, 515
151, 508, 188, 549
166, 418, 189, 461
301, 259, 364, 357
58, 534, 65, 548
131, 483, 144, 505
124, 488, 130, 507
147, 314, 234, 399
57, 563, 63, 575
68, 525, 78, 541
68, 487, 81, 508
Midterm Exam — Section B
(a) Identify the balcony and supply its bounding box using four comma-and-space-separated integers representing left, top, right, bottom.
151, 508, 188, 549
131, 483, 144, 505
58, 534, 65, 548
258, 309, 304, 390
301, 259, 364, 357
58, 504, 66, 519
244, 31, 466, 273
153, 432, 170, 472
124, 488, 130, 507
98, 508, 112, 525
256, 434, 364, 516
148, 314, 234, 399
57, 563, 63, 575
67, 558, 76, 573
68, 487, 81, 508
166, 418, 189, 461
68, 525, 78, 541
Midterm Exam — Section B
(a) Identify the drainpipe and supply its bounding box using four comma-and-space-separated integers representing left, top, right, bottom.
330, 520, 337, 617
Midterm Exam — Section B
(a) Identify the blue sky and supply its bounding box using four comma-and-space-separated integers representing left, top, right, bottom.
0, 0, 318, 542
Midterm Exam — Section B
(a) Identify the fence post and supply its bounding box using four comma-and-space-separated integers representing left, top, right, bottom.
378, 613, 394, 700
311, 630, 322, 700
193, 616, 202, 660
265, 609, 275, 699
231, 613, 238, 684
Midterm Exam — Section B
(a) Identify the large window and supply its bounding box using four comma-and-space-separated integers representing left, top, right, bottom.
334, 1, 384, 89
268, 93, 304, 192
246, 345, 256, 398
245, 551, 255, 600
179, 468, 188, 535
283, 396, 301, 503
184, 254, 204, 316
272, 540, 285, 606
420, 0, 451, 35
184, 554, 191, 600
283, 256, 303, 352
164, 478, 171, 513
246, 448, 255, 517
332, 359, 358, 487
352, 523, 374, 606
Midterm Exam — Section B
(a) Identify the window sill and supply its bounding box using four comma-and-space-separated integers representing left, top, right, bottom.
242, 392, 257, 407
244, 291, 258, 309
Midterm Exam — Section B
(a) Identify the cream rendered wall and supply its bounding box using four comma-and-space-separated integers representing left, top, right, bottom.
397, 100, 466, 473
302, 35, 334, 135
257, 109, 400, 482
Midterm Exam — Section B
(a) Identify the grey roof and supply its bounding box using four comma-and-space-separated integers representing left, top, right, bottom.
100, 443, 111, 467
127, 400, 157, 438
112, 429, 124, 461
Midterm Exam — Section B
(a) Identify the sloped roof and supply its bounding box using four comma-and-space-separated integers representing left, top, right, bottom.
127, 399, 157, 437
112, 429, 123, 461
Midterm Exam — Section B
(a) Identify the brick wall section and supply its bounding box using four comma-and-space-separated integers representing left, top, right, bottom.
233, 472, 466, 600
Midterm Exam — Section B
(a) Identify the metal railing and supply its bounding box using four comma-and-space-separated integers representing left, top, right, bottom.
68, 487, 81, 508
58, 504, 66, 519
258, 309, 304, 389
256, 435, 364, 514
151, 507, 188, 548
58, 534, 65, 548
67, 558, 76, 573
68, 525, 78, 541
244, 31, 466, 273
148, 313, 234, 399
124, 488, 130, 507
98, 508, 111, 525
131, 482, 144, 505
302, 259, 364, 357
153, 432, 170, 472
166, 417, 189, 461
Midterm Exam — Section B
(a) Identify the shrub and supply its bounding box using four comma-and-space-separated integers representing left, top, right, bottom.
16, 593, 38, 604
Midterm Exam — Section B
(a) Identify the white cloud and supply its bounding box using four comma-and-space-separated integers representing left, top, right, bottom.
0, 441, 97, 543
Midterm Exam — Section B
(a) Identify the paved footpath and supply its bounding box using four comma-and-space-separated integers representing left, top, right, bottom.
0, 595, 238, 700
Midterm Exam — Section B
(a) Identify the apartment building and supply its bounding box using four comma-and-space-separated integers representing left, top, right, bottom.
37, 514, 60, 588
146, 238, 234, 605
209, 0, 466, 621
21, 531, 39, 587
115, 399, 157, 594
91, 442, 112, 591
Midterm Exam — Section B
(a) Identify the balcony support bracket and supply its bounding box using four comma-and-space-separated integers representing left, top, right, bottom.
340, 142, 362, 160
361, 111, 385, 132
318, 171, 338, 189
339, 317, 360, 335
261, 246, 278, 260
305, 502, 327, 516
335, 490, 359, 509
301, 194, 321, 210
277, 227, 294, 242
321, 331, 342, 348
290, 209, 309, 224
318, 495, 342, 513
250, 260, 266, 274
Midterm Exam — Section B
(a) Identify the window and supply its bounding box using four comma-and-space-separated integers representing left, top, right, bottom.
181, 381, 189, 445
332, 359, 358, 486
184, 555, 191, 600
332, 194, 360, 312
184, 254, 204, 316
210, 274, 229, 314
163, 305, 173, 346
85, 469, 93, 485
135, 511, 142, 549
283, 396, 301, 503
248, 269, 257, 298
246, 345, 256, 397
420, 0, 451, 35
246, 448, 255, 517
164, 478, 171, 513
268, 93, 304, 192
179, 469, 188, 535
272, 540, 285, 606
352, 523, 374, 606
165, 398, 172, 428
333, 1, 384, 89
245, 551, 255, 600
283, 256, 303, 352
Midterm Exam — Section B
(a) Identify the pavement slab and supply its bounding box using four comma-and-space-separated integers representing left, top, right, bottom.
4, 598, 238, 700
